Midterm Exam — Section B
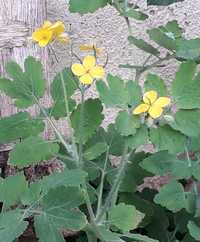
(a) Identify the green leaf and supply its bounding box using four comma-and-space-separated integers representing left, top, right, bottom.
123, 9, 148, 21
105, 124, 125, 156
43, 186, 85, 210
35, 209, 87, 236
150, 125, 186, 154
147, 20, 182, 50
34, 214, 65, 242
140, 151, 191, 179
124, 233, 159, 242
154, 180, 186, 212
71, 98, 104, 143
108, 153, 150, 192
127, 125, 149, 149
109, 203, 144, 232
172, 61, 200, 109
9, 136, 59, 168
97, 227, 125, 242
83, 142, 108, 160
170, 109, 200, 137
119, 193, 154, 227
144, 74, 167, 96
147, 0, 184, 5
40, 169, 87, 192
21, 181, 42, 205
128, 36, 160, 56
176, 38, 200, 61
0, 210, 28, 242
188, 221, 200, 241
0, 112, 44, 143
0, 56, 45, 108
0, 173, 28, 207
69, 0, 109, 14
50, 68, 78, 119
126, 80, 142, 108
96, 74, 129, 108
115, 111, 140, 136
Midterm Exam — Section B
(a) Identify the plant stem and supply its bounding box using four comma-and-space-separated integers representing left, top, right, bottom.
60, 71, 79, 164
120, 53, 175, 73
96, 147, 110, 217
96, 143, 129, 223
78, 87, 85, 166
34, 96, 73, 157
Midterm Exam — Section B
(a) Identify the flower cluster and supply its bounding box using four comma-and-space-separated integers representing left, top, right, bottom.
133, 90, 171, 119
31, 21, 69, 47
71, 55, 105, 85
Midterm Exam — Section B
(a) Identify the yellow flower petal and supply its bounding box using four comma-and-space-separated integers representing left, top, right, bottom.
79, 44, 102, 56
42, 21, 52, 28
57, 33, 70, 44
148, 105, 163, 119
89, 66, 105, 79
133, 103, 150, 115
143, 90, 158, 105
32, 28, 53, 46
79, 74, 93, 85
154, 97, 171, 108
71, 64, 86, 76
49, 21, 65, 37
83, 56, 96, 71
79, 44, 94, 52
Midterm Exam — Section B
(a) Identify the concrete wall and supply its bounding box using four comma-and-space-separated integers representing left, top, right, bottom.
47, 0, 200, 124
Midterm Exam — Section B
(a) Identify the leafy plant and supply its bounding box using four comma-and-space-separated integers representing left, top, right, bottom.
1, 0, 200, 242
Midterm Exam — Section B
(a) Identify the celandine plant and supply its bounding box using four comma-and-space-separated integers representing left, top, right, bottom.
1, 0, 200, 242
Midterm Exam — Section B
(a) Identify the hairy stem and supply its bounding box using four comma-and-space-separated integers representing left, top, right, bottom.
96, 143, 129, 223
96, 147, 110, 217
60, 71, 79, 164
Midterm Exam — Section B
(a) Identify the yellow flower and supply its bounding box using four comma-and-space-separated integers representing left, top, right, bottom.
31, 21, 70, 47
71, 56, 105, 85
79, 44, 102, 56
133, 90, 171, 119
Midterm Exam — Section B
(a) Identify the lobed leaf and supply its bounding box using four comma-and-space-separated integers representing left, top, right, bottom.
9, 136, 59, 168
71, 98, 104, 144
0, 56, 45, 108
0, 112, 44, 143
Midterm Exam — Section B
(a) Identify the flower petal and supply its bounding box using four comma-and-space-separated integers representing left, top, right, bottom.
49, 21, 65, 37
71, 64, 86, 76
57, 33, 70, 44
143, 90, 158, 105
79, 44, 102, 56
148, 105, 163, 119
79, 74, 93, 85
42, 21, 52, 28
83, 56, 96, 70
133, 103, 149, 115
32, 28, 53, 46
154, 97, 171, 108
89, 66, 105, 79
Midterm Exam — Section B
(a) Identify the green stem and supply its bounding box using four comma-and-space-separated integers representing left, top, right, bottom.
78, 87, 85, 166
96, 143, 129, 223
60, 71, 79, 164
34, 97, 73, 157
96, 148, 110, 217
